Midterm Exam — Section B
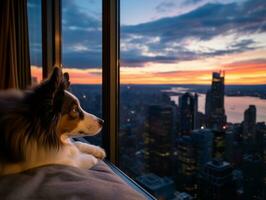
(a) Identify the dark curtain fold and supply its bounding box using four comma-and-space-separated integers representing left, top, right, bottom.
0, 0, 31, 90
15, 0, 31, 89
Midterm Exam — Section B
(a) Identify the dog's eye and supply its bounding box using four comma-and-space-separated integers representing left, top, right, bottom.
72, 108, 78, 113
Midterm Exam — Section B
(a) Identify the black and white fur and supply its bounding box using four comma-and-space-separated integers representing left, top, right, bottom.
0, 67, 105, 176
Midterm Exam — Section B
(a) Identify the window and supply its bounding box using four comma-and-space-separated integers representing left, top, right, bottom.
119, 0, 266, 199
27, 0, 42, 84
62, 0, 102, 145
27, 0, 265, 199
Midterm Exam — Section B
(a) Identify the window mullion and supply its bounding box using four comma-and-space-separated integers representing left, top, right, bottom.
102, 0, 120, 165
41, 0, 61, 79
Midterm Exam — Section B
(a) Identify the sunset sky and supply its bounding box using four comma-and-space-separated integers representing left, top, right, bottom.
29, 0, 266, 85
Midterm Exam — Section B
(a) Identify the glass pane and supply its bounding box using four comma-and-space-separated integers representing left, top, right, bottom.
27, 0, 42, 85
120, 0, 266, 199
62, 0, 102, 146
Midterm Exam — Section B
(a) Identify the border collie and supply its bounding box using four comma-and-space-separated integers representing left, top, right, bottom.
0, 67, 106, 176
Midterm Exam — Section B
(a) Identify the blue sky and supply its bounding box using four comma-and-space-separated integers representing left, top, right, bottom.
120, 0, 247, 25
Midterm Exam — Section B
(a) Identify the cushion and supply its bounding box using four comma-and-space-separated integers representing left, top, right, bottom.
0, 161, 146, 200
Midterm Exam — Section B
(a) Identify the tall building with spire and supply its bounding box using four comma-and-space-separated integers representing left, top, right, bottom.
205, 72, 227, 131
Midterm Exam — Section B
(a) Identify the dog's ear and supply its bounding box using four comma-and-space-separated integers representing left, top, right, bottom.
63, 72, 71, 89
14, 68, 65, 153
37, 66, 63, 95
27, 67, 65, 113
50, 71, 71, 114
48, 67, 64, 91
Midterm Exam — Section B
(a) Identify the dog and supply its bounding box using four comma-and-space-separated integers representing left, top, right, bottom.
0, 67, 106, 176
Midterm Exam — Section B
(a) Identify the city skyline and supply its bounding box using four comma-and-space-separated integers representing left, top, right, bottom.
70, 80, 266, 199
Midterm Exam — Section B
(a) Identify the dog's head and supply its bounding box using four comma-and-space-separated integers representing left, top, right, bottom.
0, 67, 103, 163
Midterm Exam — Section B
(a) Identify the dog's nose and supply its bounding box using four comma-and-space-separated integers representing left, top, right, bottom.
98, 119, 104, 126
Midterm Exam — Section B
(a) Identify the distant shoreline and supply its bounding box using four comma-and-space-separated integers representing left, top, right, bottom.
72, 84, 266, 86
71, 84, 266, 100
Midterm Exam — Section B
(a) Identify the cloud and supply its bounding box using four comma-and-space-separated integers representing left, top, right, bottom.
63, 51, 101, 69
121, 0, 266, 67
155, 1, 176, 13
119, 54, 266, 85
61, 0, 102, 68
222, 58, 266, 70
62, 1, 100, 30
27, 0, 102, 68
28, 0, 266, 71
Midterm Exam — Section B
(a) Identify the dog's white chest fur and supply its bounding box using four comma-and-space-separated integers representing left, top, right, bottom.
57, 139, 106, 169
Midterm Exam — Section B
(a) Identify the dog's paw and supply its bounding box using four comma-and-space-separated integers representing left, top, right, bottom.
90, 155, 98, 166
93, 147, 106, 160
80, 154, 98, 169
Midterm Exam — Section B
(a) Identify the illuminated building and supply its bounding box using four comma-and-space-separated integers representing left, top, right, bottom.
176, 136, 197, 194
243, 105, 256, 153
205, 72, 227, 131
213, 130, 225, 160
144, 105, 176, 177
179, 92, 199, 135
191, 129, 213, 171
224, 128, 240, 165
176, 129, 213, 197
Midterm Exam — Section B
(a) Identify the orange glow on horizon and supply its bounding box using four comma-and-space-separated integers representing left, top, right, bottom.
30, 64, 266, 85
30, 49, 266, 85
31, 66, 42, 83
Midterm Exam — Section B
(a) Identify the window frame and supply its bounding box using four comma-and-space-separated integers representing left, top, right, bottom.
102, 0, 120, 165
41, 1, 155, 198
41, 0, 61, 79
41, 0, 120, 164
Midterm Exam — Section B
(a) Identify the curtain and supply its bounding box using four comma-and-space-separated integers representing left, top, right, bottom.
0, 0, 31, 90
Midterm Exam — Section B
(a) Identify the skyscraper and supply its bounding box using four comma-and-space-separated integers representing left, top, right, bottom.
213, 130, 226, 160
176, 136, 197, 195
144, 105, 176, 177
191, 129, 214, 172
205, 72, 227, 131
136, 173, 176, 200
176, 129, 214, 197
241, 154, 264, 199
242, 105, 257, 154
199, 160, 236, 200
179, 92, 199, 135
243, 105, 256, 144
